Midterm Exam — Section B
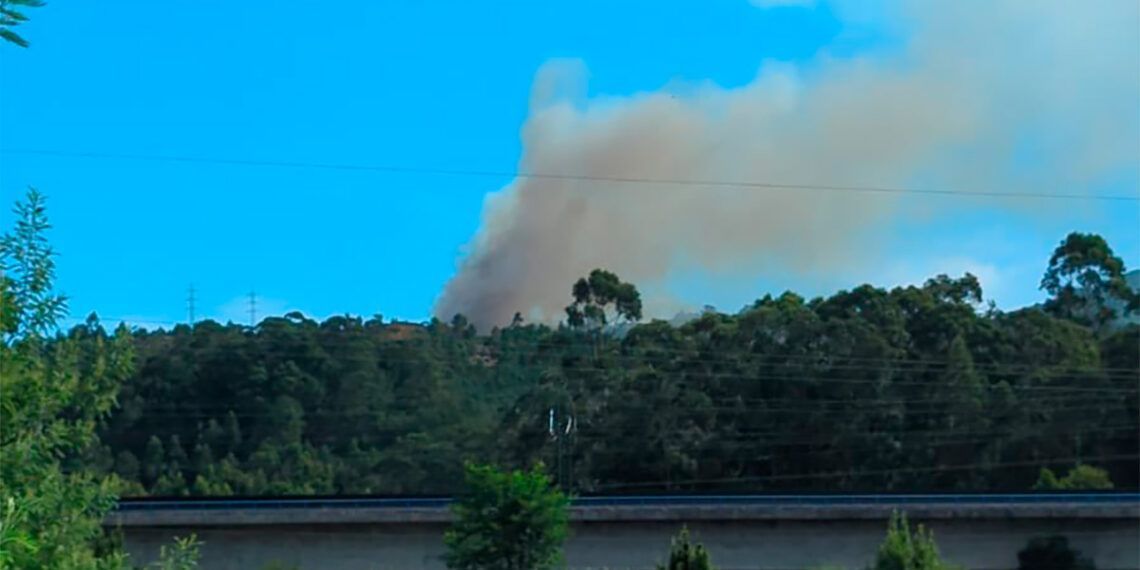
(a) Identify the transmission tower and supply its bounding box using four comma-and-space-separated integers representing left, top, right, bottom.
248, 290, 257, 327
187, 284, 196, 324
548, 406, 576, 491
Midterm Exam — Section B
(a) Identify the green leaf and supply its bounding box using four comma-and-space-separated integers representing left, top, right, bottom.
0, 27, 28, 47
0, 8, 27, 22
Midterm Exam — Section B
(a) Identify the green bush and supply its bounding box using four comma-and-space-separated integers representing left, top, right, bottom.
657, 527, 715, 570
870, 512, 957, 570
259, 562, 299, 570
1017, 536, 1095, 570
147, 535, 201, 570
444, 462, 569, 570
1033, 465, 1114, 490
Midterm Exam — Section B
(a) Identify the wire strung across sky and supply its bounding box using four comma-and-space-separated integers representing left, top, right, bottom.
590, 453, 1140, 490
40, 338, 1140, 392
56, 314, 1140, 378
47, 344, 1140, 394
4, 148, 1138, 202
69, 452, 1133, 486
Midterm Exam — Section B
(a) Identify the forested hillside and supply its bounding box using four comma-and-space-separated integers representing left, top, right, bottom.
67, 241, 1140, 497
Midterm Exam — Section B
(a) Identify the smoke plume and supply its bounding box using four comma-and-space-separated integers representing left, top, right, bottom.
435, 1, 1139, 329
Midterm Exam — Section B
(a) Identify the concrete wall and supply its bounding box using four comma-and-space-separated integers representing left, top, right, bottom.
121, 518, 1140, 570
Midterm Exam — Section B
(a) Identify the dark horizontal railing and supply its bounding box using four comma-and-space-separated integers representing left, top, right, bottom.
115, 492, 1140, 512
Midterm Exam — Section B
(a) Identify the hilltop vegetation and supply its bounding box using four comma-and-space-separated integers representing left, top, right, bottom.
2, 189, 1135, 569
67, 238, 1139, 496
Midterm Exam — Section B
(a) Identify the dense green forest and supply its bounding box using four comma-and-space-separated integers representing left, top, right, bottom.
65, 239, 1139, 497
4, 191, 1127, 567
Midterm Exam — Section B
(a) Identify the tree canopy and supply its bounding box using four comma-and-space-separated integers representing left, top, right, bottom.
443, 463, 569, 570
0, 189, 198, 569
68, 255, 1137, 497
0, 188, 1136, 570
6, 190, 1135, 499
0, 189, 133, 569
1041, 232, 1139, 329
565, 268, 643, 329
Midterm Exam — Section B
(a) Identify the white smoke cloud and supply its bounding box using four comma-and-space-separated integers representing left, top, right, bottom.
435, 0, 1140, 329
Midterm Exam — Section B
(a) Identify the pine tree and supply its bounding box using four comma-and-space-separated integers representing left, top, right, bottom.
223, 411, 243, 454
657, 527, 716, 570
167, 435, 190, 473
142, 435, 166, 486
115, 450, 141, 482
871, 512, 957, 570
192, 443, 215, 477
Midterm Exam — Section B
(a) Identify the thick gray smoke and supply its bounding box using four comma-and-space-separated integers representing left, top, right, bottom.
436, 0, 1140, 329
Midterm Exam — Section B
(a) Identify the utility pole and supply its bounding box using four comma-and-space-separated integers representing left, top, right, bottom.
187, 284, 196, 324
548, 406, 575, 492
248, 290, 257, 327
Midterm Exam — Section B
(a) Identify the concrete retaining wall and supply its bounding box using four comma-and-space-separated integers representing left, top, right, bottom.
115, 504, 1140, 570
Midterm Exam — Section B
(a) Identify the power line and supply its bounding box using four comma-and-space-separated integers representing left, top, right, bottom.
95, 451, 1137, 486
39, 326, 1140, 390
4, 147, 1137, 202
61, 316, 179, 326
44, 317, 1140, 378
590, 453, 1140, 490
136, 392, 1128, 412
101, 411, 1135, 436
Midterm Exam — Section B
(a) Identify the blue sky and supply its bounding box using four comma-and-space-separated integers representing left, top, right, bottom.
1, 1, 1137, 329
